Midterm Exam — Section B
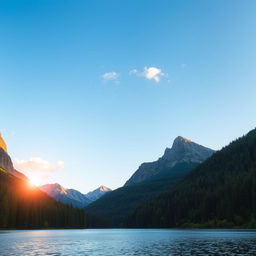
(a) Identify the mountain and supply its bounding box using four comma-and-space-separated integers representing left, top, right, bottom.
0, 169, 100, 229
127, 128, 256, 228
0, 134, 100, 229
0, 131, 110, 209
40, 183, 92, 208
85, 136, 214, 226
125, 136, 214, 186
86, 185, 112, 201
0, 135, 27, 180
40, 184, 112, 208
0, 133, 7, 153
0, 132, 110, 210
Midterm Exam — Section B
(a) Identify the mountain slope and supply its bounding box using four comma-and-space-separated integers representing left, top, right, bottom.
85, 136, 214, 226
125, 136, 214, 186
0, 169, 100, 229
40, 183, 92, 208
0, 133, 7, 153
85, 162, 198, 226
0, 135, 27, 181
0, 134, 102, 229
127, 128, 256, 228
85, 185, 112, 201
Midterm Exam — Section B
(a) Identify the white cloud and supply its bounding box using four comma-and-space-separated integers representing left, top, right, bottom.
14, 157, 64, 172
102, 72, 119, 80
14, 157, 65, 185
130, 66, 166, 83
144, 67, 163, 82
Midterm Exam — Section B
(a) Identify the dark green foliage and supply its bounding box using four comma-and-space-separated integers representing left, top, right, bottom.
0, 170, 101, 229
127, 128, 256, 228
85, 162, 198, 226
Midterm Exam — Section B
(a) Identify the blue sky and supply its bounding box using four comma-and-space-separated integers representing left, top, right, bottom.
0, 0, 255, 192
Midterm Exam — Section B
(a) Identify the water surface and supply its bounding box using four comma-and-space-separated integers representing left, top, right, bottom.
1, 229, 256, 255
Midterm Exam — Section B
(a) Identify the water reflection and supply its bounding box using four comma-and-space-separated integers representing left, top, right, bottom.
0, 229, 256, 256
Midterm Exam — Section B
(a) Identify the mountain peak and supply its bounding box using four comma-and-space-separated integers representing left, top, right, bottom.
175, 136, 193, 143
99, 185, 111, 192
41, 183, 67, 195
125, 136, 215, 186
86, 185, 112, 201
0, 133, 7, 153
40, 183, 92, 208
171, 136, 194, 150
166, 135, 214, 161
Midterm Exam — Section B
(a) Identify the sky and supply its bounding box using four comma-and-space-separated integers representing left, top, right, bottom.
0, 0, 256, 192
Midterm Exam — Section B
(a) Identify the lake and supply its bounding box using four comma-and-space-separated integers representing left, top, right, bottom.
0, 229, 256, 255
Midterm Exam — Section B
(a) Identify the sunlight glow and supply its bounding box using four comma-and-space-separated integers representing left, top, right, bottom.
28, 176, 42, 187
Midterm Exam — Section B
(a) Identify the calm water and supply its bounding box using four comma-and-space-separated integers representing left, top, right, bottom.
0, 229, 256, 256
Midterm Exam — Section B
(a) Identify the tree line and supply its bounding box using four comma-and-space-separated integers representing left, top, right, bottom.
0, 170, 103, 229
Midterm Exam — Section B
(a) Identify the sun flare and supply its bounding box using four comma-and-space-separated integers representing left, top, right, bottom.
28, 176, 42, 187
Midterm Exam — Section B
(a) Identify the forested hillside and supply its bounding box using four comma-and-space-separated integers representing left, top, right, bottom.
85, 162, 198, 226
0, 170, 100, 229
127, 128, 256, 228
86, 136, 214, 227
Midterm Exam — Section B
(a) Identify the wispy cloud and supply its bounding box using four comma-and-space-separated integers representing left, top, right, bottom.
129, 69, 138, 75
102, 72, 119, 80
14, 157, 64, 172
14, 157, 65, 184
130, 66, 166, 83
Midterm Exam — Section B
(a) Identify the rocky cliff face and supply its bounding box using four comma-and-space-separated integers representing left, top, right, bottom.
0, 134, 7, 153
124, 136, 215, 186
0, 147, 14, 173
0, 136, 27, 180
0, 134, 13, 172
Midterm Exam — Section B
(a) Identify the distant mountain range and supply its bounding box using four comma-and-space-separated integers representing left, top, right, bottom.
40, 183, 112, 208
40, 183, 92, 208
85, 136, 215, 226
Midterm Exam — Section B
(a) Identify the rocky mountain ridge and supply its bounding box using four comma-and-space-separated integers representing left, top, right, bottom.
40, 183, 112, 208
124, 136, 214, 186
0, 135, 27, 180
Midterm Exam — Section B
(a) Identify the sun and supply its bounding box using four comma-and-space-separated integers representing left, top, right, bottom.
28, 175, 42, 187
